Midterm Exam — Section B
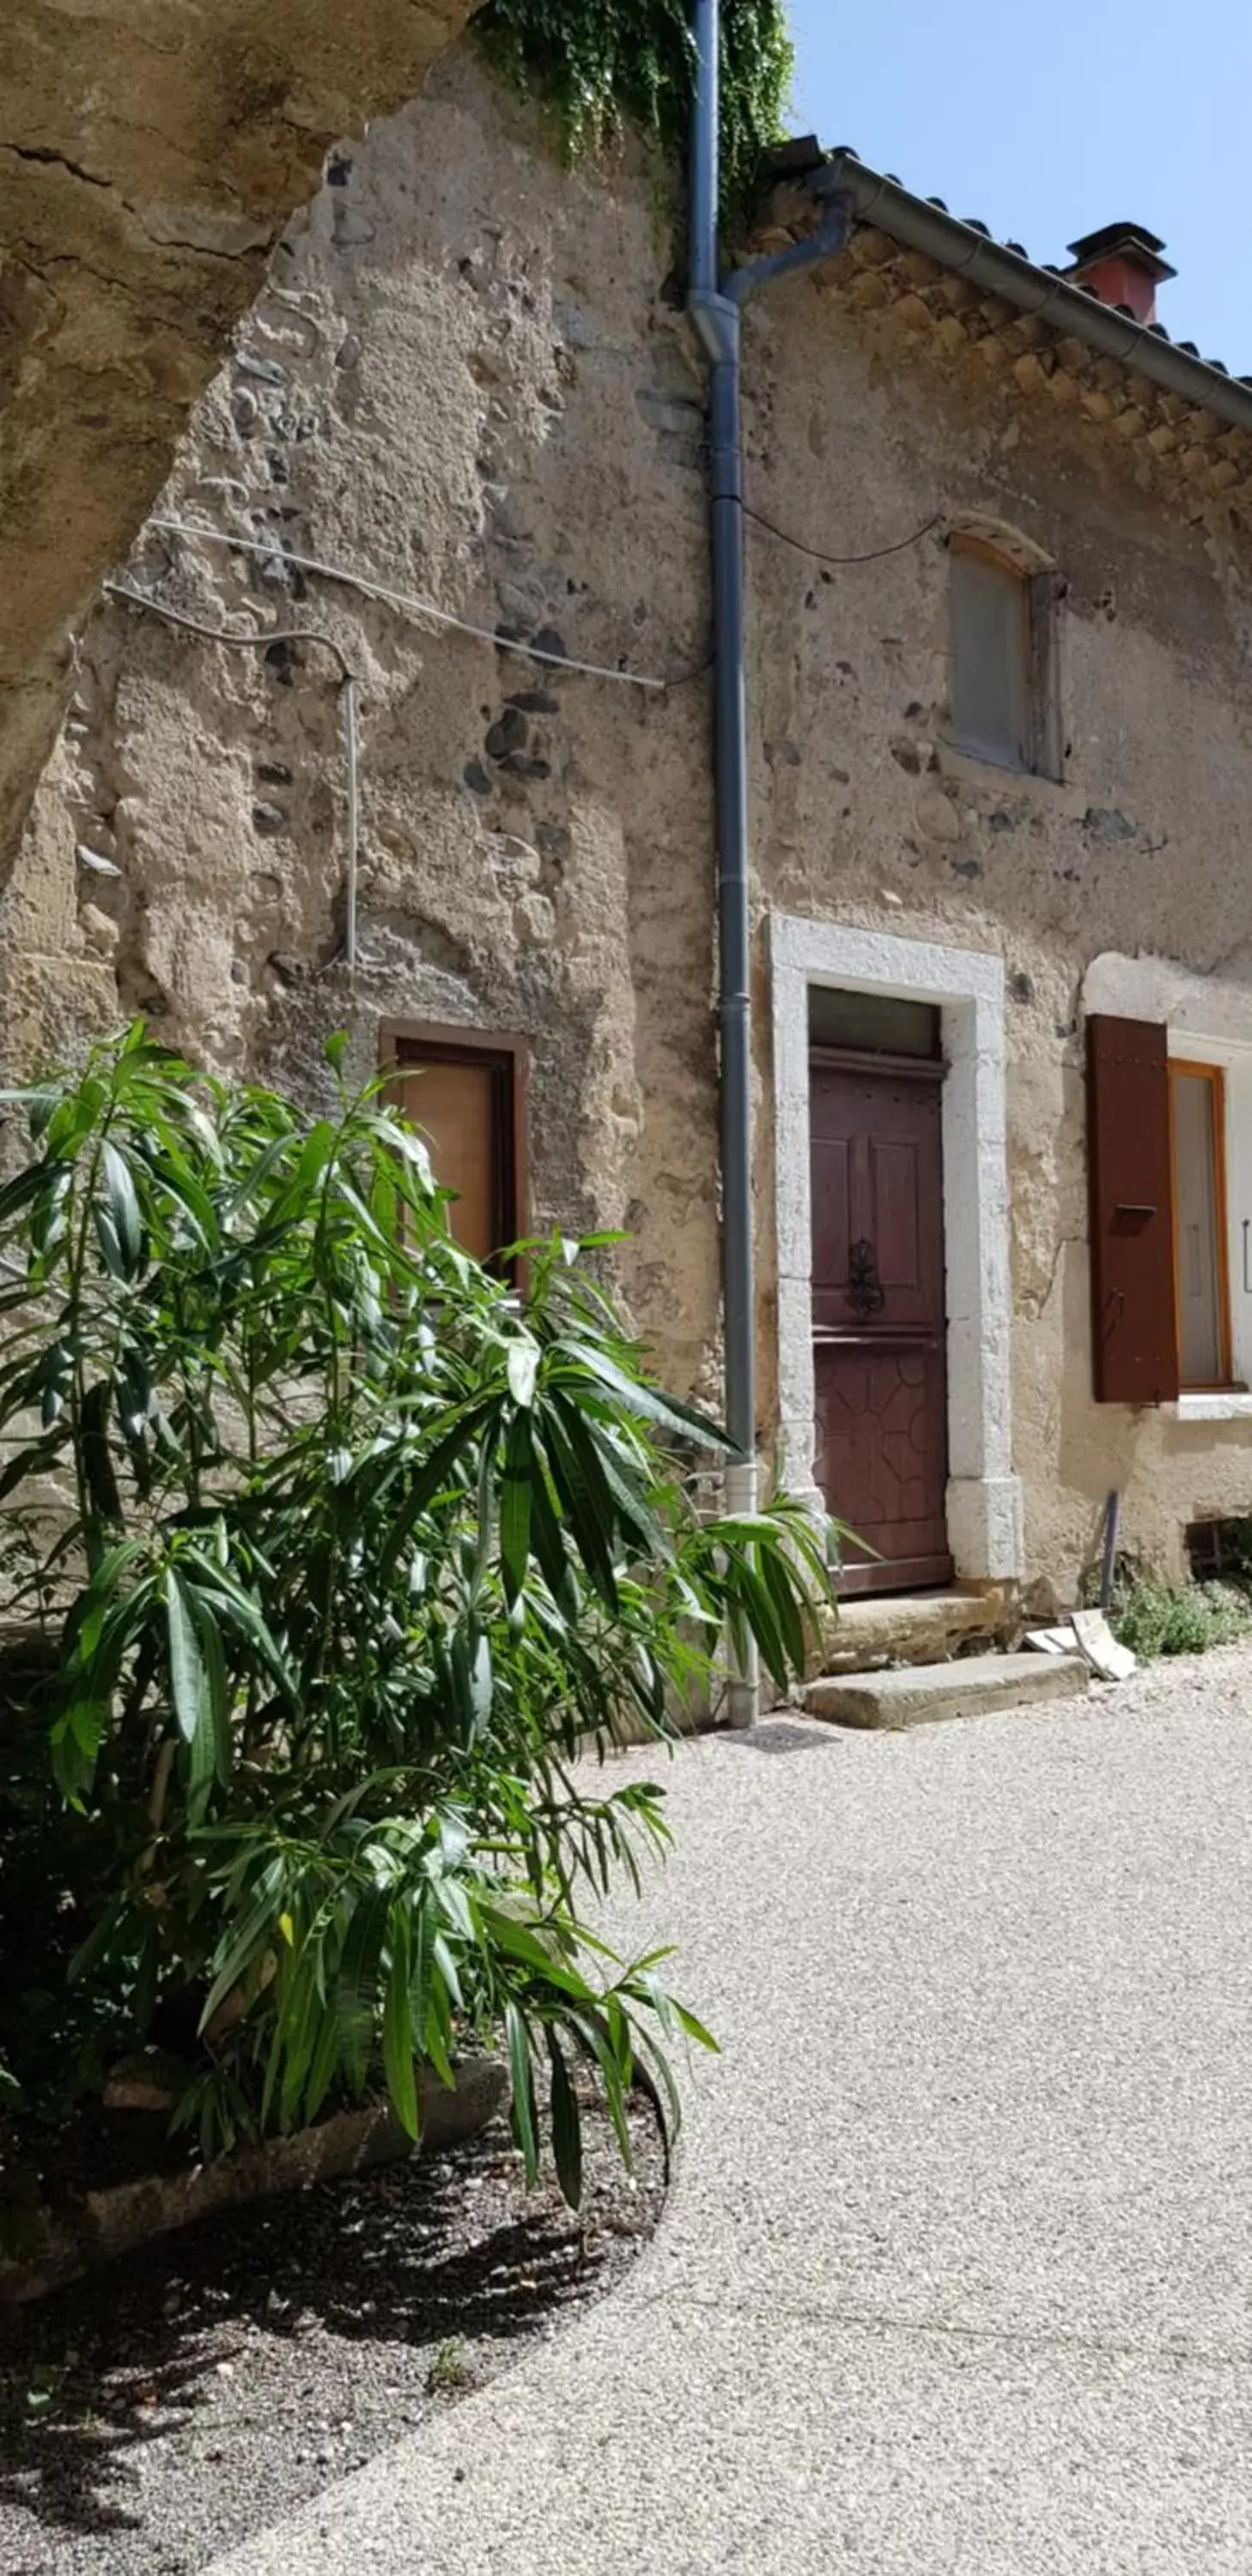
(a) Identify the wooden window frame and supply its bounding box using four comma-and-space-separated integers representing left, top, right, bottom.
1168, 1057, 1234, 1391
948, 532, 1062, 781
380, 1019, 529, 1273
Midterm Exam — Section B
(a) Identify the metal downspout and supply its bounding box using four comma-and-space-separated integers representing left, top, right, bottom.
688, 5, 850, 1725
689, 0, 758, 1727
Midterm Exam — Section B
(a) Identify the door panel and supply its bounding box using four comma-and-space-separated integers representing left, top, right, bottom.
811, 1063, 944, 1334
874, 1144, 922, 1289
809, 1053, 951, 1594
815, 1340, 951, 1594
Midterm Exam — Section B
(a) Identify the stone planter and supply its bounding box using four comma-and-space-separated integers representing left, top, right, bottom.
0, 2056, 507, 2306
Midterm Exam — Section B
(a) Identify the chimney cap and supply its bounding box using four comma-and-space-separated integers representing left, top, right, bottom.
1066, 221, 1176, 283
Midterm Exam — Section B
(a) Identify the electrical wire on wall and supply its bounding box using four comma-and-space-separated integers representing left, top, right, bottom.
148, 519, 673, 693
105, 499, 700, 983
742, 505, 946, 570
103, 499, 947, 982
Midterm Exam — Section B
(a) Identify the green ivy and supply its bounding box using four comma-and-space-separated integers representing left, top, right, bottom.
473, 0, 793, 223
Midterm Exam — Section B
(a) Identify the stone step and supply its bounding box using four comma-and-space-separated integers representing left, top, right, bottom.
801, 1650, 1089, 1732
805, 1587, 1006, 1680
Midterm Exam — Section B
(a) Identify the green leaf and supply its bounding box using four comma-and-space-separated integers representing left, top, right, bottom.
100, 1138, 143, 1277
92, 1200, 125, 1282
671, 2000, 720, 2052
189, 1588, 233, 1785
167, 1568, 210, 1747
556, 1340, 733, 1451
563, 1401, 663, 1558
471, 1630, 494, 1730
477, 1900, 588, 1998
81, 1379, 123, 1526
505, 1999, 539, 2187
430, 1929, 463, 2015
378, 1405, 492, 1582
547, 2030, 582, 2208
528, 1453, 575, 1611
540, 1414, 619, 1610
507, 1338, 539, 1407
336, 1883, 391, 2093
0, 1162, 52, 1230
179, 1552, 299, 1704
408, 1893, 431, 2056
423, 1966, 457, 2088
222, 1130, 297, 1221
566, 2007, 634, 2170
382, 1906, 419, 2141
758, 1537, 809, 1676
499, 1410, 534, 1605
198, 1858, 285, 2034
302, 1996, 343, 2127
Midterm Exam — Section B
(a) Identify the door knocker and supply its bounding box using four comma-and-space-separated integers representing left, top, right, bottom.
848, 1237, 886, 1319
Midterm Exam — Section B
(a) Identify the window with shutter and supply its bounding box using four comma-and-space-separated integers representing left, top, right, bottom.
1086, 1015, 1179, 1404
381, 1021, 528, 1268
950, 534, 1062, 779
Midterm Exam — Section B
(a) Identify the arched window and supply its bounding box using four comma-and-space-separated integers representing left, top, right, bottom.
949, 530, 1061, 778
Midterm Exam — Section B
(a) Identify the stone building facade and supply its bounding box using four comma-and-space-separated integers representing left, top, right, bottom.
9, 46, 1252, 1612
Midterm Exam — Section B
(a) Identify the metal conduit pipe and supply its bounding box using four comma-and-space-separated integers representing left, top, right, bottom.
687, 1, 848, 1726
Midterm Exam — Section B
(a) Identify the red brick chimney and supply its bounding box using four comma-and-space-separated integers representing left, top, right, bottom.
1065, 222, 1176, 325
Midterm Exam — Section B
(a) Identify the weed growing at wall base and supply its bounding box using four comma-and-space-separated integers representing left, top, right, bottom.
1110, 1577, 1252, 1661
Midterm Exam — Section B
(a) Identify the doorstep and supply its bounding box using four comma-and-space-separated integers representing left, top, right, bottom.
801, 1649, 1090, 1732
805, 1586, 1009, 1680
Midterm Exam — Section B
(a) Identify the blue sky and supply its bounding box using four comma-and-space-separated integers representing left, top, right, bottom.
786, 0, 1252, 375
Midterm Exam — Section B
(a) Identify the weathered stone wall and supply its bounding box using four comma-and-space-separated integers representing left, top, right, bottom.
13, 46, 1252, 1599
0, 0, 471, 890
7, 52, 725, 1407
745, 256, 1252, 1599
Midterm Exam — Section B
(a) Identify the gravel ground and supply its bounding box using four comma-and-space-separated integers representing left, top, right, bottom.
200, 1643, 1252, 2575
0, 2091, 664, 2576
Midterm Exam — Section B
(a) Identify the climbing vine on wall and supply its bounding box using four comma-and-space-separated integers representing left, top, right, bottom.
473, 0, 793, 222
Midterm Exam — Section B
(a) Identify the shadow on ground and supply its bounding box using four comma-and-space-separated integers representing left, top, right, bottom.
0, 2099, 663, 2573
718, 1718, 843, 1757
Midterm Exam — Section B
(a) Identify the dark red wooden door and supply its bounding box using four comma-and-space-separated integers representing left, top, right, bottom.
810, 1052, 951, 1594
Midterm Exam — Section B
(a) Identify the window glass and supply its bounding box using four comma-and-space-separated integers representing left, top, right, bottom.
808, 987, 941, 1058
1170, 1064, 1226, 1386
950, 542, 1031, 770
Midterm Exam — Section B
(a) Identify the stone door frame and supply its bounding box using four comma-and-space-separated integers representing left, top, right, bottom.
769, 913, 1024, 1582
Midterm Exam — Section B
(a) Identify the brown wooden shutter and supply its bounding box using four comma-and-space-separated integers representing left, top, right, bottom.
1086, 1014, 1179, 1404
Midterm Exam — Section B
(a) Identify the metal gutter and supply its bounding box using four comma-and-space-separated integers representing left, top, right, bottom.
687, 19, 852, 1728
689, 0, 759, 1730
805, 149, 1252, 439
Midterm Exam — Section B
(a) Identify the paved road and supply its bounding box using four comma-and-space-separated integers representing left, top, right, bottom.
211, 1656, 1252, 2573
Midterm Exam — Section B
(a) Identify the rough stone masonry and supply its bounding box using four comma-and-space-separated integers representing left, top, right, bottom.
11, 46, 1252, 1602
0, 0, 472, 895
